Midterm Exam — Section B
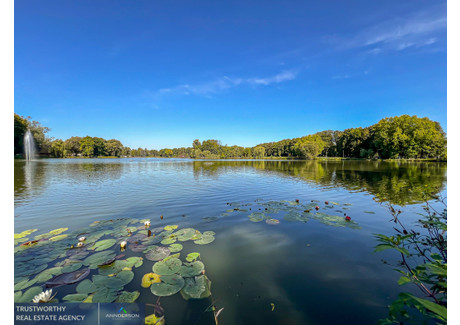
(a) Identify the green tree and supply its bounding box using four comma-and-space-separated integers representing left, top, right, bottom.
14, 114, 28, 155
50, 139, 65, 158
106, 139, 124, 157
253, 146, 265, 159
80, 136, 95, 157
64, 137, 82, 157
293, 135, 325, 159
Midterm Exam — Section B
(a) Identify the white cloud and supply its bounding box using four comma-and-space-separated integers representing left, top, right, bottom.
332, 7, 446, 55
155, 70, 298, 97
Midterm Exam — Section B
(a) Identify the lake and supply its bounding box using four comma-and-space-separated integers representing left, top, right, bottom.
14, 159, 447, 324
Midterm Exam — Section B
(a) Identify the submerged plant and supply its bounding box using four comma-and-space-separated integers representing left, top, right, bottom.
374, 194, 447, 324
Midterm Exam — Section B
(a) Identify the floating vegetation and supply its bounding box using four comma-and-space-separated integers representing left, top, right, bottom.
14, 218, 218, 309
222, 199, 362, 229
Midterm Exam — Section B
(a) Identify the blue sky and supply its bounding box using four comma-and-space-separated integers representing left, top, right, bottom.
14, 0, 447, 149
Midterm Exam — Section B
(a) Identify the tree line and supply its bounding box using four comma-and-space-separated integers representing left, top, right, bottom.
14, 114, 446, 160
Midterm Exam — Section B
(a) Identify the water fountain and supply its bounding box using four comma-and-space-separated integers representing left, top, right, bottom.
24, 130, 36, 160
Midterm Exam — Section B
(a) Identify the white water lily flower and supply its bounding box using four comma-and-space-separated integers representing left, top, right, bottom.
120, 241, 127, 248
77, 242, 84, 247
32, 289, 55, 303
78, 236, 86, 242
144, 221, 150, 227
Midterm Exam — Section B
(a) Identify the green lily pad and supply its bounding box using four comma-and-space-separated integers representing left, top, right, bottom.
34, 267, 63, 283
115, 291, 140, 303
202, 231, 215, 236
92, 274, 124, 289
126, 256, 144, 268
88, 239, 117, 251
83, 251, 116, 268
153, 258, 182, 275
248, 213, 265, 222
62, 293, 88, 302
163, 253, 180, 261
185, 252, 200, 262
98, 260, 129, 276
150, 274, 185, 297
178, 261, 204, 277
14, 278, 38, 291
161, 236, 177, 245
169, 243, 183, 253
116, 270, 134, 285
364, 211, 376, 214
180, 275, 211, 300
194, 235, 215, 245
49, 234, 69, 241
76, 279, 99, 294
14, 291, 22, 302
17, 286, 43, 303
164, 225, 178, 231
175, 228, 196, 241
49, 228, 69, 235
62, 262, 83, 273
145, 246, 170, 261
92, 287, 119, 303
14, 229, 38, 239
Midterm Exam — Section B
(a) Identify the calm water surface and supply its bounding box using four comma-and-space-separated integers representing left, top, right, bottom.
14, 159, 447, 324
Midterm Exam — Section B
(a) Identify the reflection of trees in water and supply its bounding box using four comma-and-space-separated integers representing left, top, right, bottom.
14, 160, 125, 204
192, 160, 447, 205
14, 161, 48, 200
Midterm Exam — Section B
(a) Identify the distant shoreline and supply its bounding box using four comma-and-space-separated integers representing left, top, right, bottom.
14, 155, 446, 162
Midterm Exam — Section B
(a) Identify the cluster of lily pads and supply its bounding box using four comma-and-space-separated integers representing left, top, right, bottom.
203, 199, 362, 229
14, 219, 216, 308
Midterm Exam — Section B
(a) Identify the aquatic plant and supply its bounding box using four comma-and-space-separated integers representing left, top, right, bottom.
374, 195, 447, 324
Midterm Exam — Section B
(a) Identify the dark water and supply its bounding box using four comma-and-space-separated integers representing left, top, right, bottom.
14, 159, 447, 324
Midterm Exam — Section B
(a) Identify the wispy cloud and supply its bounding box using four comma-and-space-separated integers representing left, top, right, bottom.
330, 7, 446, 55
155, 70, 298, 97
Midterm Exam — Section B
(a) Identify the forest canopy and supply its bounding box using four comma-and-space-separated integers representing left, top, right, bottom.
14, 114, 446, 160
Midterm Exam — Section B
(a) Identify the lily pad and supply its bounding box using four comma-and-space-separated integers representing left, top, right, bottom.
49, 228, 69, 235
62, 293, 87, 302
14, 278, 38, 291
150, 274, 185, 297
16, 286, 43, 303
248, 213, 265, 222
164, 225, 178, 231
126, 256, 143, 268
141, 273, 161, 288
168, 243, 183, 253
83, 251, 116, 268
194, 235, 215, 245
49, 234, 69, 241
34, 267, 63, 283
364, 211, 376, 214
185, 252, 200, 262
175, 228, 196, 241
14, 229, 38, 239
129, 242, 147, 252
92, 287, 119, 303
178, 261, 204, 277
116, 270, 134, 285
153, 258, 182, 275
76, 279, 99, 294
46, 268, 90, 288
145, 246, 170, 261
180, 275, 211, 300
161, 236, 177, 245
145, 314, 165, 325
116, 291, 140, 303
88, 239, 117, 251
